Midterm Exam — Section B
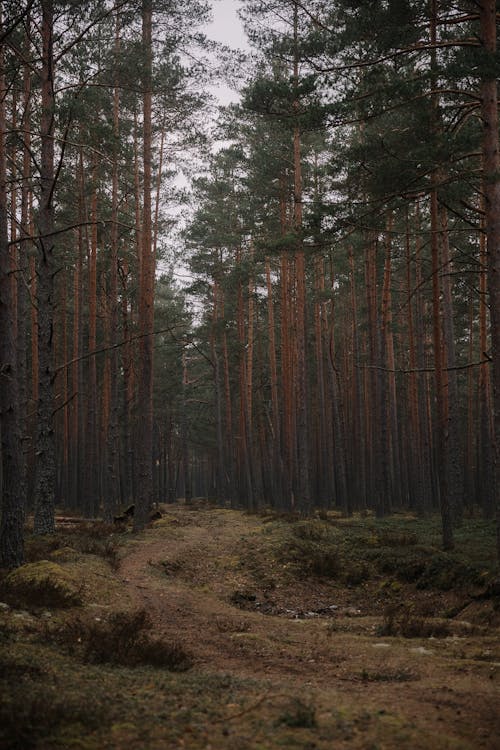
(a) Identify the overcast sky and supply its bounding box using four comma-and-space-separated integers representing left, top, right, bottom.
206, 0, 249, 104
208, 0, 247, 47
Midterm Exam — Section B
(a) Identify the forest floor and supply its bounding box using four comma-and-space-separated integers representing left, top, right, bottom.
1, 502, 499, 749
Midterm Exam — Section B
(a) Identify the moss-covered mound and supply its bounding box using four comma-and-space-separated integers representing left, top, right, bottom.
3, 560, 83, 608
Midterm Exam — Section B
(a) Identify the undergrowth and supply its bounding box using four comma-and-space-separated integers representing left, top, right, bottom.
377, 603, 453, 638
53, 608, 193, 671
275, 514, 495, 590
24, 521, 122, 569
276, 698, 317, 728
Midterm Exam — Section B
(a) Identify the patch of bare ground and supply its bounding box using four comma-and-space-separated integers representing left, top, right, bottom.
115, 505, 500, 749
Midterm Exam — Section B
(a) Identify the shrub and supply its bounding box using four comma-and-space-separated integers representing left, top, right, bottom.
378, 604, 451, 638
366, 547, 429, 582
279, 521, 341, 579
376, 530, 418, 547
291, 520, 335, 542
360, 667, 418, 682
61, 522, 121, 568
277, 698, 317, 729
416, 555, 481, 591
24, 535, 63, 563
285, 538, 341, 578
342, 562, 371, 586
57, 609, 192, 671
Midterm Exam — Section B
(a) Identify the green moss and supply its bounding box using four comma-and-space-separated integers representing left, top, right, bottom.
50, 546, 78, 561
3, 561, 83, 608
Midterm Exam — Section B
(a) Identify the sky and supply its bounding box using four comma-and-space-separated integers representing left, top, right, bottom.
208, 0, 248, 47
206, 0, 249, 105
162, 1, 250, 284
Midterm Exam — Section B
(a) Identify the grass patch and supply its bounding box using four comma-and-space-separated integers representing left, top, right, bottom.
0, 633, 247, 750
0, 669, 108, 750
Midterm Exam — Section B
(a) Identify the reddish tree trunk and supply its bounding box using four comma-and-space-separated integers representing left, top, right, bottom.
134, 0, 155, 529
479, 0, 500, 563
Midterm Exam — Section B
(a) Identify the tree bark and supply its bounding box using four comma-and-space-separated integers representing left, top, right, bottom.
134, 0, 155, 529
33, 0, 56, 535
104, 12, 122, 521
293, 0, 310, 513
479, 0, 500, 564
0, 10, 24, 567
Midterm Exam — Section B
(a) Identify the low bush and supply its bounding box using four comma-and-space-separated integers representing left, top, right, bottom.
277, 698, 317, 729
416, 555, 482, 591
24, 522, 121, 569
291, 520, 336, 542
365, 546, 430, 582
56, 609, 192, 671
342, 562, 371, 586
0, 653, 107, 750
378, 603, 451, 638
61, 522, 121, 568
24, 535, 63, 563
279, 521, 341, 578
360, 667, 418, 682
375, 530, 419, 547
284, 538, 341, 578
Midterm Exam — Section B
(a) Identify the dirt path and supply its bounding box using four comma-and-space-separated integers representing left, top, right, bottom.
118, 506, 500, 749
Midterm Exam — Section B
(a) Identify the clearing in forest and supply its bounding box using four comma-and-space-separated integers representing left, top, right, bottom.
1, 503, 499, 749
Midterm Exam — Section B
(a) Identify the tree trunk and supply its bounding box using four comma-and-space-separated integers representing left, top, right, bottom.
479, 213, 494, 515
181, 351, 192, 504
266, 257, 282, 505
430, 0, 453, 549
293, 1, 310, 513
431, 188, 454, 549
33, 0, 56, 535
348, 245, 365, 509
134, 0, 155, 530
479, 0, 500, 564
212, 278, 225, 501
104, 13, 122, 521
439, 206, 463, 523
84, 164, 98, 517
0, 13, 24, 567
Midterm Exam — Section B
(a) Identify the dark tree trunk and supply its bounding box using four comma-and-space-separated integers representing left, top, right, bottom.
0, 17, 24, 567
33, 0, 56, 535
